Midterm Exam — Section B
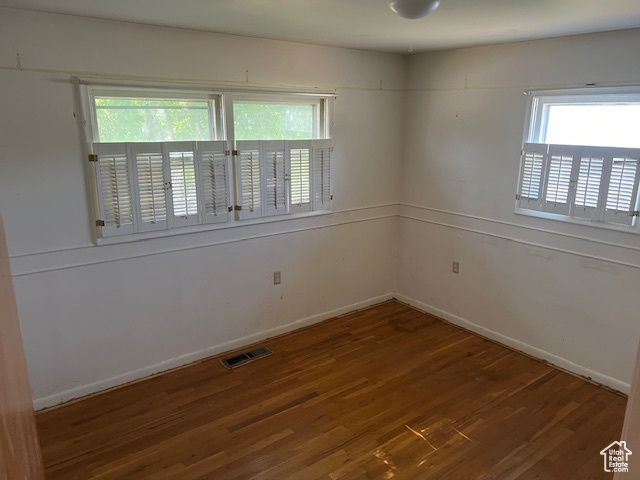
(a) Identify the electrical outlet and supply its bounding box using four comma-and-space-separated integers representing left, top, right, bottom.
452, 261, 460, 274
273, 271, 281, 285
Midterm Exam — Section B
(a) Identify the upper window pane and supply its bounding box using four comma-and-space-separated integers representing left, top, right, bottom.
234, 102, 316, 140
95, 97, 213, 142
543, 103, 640, 148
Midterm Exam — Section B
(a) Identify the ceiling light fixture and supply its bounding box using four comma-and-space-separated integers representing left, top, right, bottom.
389, 0, 441, 19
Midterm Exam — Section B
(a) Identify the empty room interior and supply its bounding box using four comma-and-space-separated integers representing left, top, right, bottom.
3, 0, 640, 478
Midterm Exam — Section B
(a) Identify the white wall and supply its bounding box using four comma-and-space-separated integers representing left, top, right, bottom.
3, 7, 640, 408
0, 9, 404, 408
397, 29, 640, 393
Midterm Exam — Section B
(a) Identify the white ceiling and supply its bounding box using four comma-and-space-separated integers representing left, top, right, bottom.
2, 0, 640, 53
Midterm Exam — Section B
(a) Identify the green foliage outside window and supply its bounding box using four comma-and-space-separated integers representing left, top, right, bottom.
234, 103, 315, 140
95, 98, 317, 142
95, 98, 211, 142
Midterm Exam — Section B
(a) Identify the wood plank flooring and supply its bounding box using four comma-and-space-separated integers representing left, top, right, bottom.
36, 301, 626, 479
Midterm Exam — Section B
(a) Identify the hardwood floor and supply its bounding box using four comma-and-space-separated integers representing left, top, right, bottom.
36, 301, 626, 479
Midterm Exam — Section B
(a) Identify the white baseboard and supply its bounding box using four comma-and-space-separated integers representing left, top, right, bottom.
34, 293, 394, 410
394, 294, 630, 395
35, 291, 628, 410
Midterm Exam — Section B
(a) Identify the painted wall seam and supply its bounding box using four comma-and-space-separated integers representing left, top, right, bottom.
12, 210, 399, 277
0, 66, 405, 93
399, 214, 640, 270
401, 203, 640, 253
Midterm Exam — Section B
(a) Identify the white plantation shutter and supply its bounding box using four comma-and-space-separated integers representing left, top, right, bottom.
236, 140, 262, 219
287, 140, 312, 214
198, 140, 229, 224
572, 148, 606, 221
517, 143, 547, 211
167, 142, 199, 228
605, 149, 640, 226
517, 143, 640, 228
93, 143, 135, 237
313, 139, 332, 210
131, 143, 169, 232
86, 88, 336, 238
264, 141, 287, 217
235, 139, 332, 221
543, 145, 578, 216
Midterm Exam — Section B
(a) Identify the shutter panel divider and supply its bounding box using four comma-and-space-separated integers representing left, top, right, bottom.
571, 146, 607, 221
131, 142, 169, 232
543, 144, 580, 216
595, 149, 613, 222
198, 140, 230, 224
236, 140, 263, 220
194, 141, 206, 225
162, 143, 174, 230
259, 140, 268, 218
312, 139, 332, 211
605, 147, 640, 226
92, 142, 135, 237
166, 141, 199, 228
517, 143, 548, 211
287, 140, 312, 214
264, 140, 287, 217
126, 143, 141, 235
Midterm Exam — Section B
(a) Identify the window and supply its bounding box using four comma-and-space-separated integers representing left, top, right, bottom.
516, 88, 640, 230
83, 85, 333, 239
95, 97, 215, 142
233, 98, 323, 140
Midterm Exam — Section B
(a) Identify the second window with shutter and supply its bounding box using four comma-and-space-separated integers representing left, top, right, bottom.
83, 85, 334, 240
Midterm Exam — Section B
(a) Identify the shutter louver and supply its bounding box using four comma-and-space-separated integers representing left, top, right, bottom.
572, 150, 605, 221
167, 142, 199, 228
198, 140, 229, 224
288, 140, 312, 214
236, 140, 262, 219
313, 139, 332, 210
517, 143, 547, 211
93, 143, 134, 237
132, 143, 168, 232
605, 149, 640, 226
264, 141, 287, 217
543, 145, 578, 216
517, 144, 640, 228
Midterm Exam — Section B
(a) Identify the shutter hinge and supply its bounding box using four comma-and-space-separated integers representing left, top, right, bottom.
630, 210, 639, 217
88, 154, 98, 162
96, 220, 105, 227
516, 194, 522, 200
225, 149, 239, 156
331, 195, 334, 200
234, 205, 243, 211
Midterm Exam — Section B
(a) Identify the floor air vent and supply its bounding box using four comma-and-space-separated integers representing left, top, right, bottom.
221, 346, 273, 369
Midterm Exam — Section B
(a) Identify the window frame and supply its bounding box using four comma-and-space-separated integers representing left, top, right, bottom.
86, 86, 226, 143
516, 87, 640, 233
78, 80, 335, 245
232, 93, 329, 141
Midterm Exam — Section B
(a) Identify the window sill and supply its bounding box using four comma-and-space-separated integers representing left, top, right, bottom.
96, 209, 333, 246
514, 208, 639, 234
